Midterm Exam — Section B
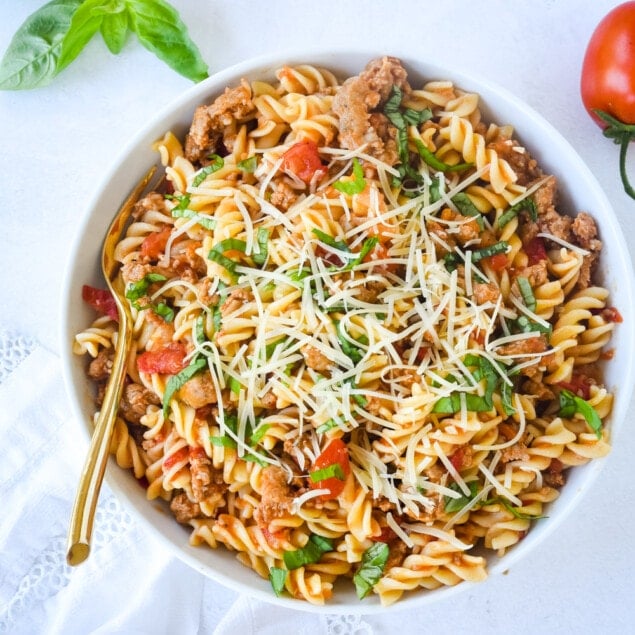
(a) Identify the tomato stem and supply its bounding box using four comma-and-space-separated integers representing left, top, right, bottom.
594, 109, 635, 200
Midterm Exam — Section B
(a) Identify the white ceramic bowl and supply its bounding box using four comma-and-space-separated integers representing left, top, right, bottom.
60, 49, 635, 613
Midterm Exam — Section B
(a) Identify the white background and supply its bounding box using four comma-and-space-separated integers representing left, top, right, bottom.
1, 1, 634, 633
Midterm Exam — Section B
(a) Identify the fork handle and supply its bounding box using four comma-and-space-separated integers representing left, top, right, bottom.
66, 315, 132, 566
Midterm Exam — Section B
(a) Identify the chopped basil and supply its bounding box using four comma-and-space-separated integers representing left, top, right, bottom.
171, 206, 216, 230
153, 301, 175, 323
336, 321, 368, 365
514, 315, 552, 336
191, 154, 224, 187
316, 418, 340, 433
353, 542, 389, 599
162, 356, 208, 416
484, 496, 547, 520
558, 389, 602, 439
309, 463, 345, 482
444, 481, 479, 513
383, 85, 432, 185
210, 413, 238, 448
497, 198, 538, 228
125, 273, 167, 307
312, 228, 349, 253
342, 236, 379, 271
252, 227, 270, 265
516, 276, 536, 311
237, 155, 258, 172
451, 192, 484, 229
414, 139, 472, 173
471, 241, 510, 262
269, 567, 287, 597
208, 238, 247, 279
333, 158, 366, 195
283, 534, 334, 570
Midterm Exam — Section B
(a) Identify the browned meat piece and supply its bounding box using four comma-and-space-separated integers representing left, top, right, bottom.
385, 540, 408, 570
178, 372, 218, 409
301, 345, 331, 372
571, 212, 600, 249
332, 56, 410, 165
259, 390, 277, 409
515, 261, 549, 287
473, 282, 500, 304
88, 349, 113, 381
171, 239, 207, 278
121, 261, 154, 286
254, 465, 294, 526
131, 191, 171, 220
544, 458, 566, 487
189, 447, 227, 502
119, 382, 160, 424
220, 288, 251, 317
184, 81, 255, 164
354, 280, 385, 303
270, 179, 300, 211
500, 442, 530, 463
487, 138, 542, 186
527, 176, 573, 243
496, 335, 548, 359
170, 491, 201, 523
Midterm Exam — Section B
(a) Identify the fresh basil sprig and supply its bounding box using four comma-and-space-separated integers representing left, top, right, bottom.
0, 0, 208, 90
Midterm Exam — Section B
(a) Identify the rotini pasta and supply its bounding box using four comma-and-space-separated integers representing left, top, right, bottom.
75, 57, 620, 606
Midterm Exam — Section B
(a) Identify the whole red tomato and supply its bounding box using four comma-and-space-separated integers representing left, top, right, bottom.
581, 2, 635, 199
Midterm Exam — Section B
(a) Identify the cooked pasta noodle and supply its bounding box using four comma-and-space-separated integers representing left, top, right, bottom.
75, 57, 619, 606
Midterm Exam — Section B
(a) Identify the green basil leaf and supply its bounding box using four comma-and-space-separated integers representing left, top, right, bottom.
444, 481, 479, 513
471, 241, 509, 262
125, 272, 167, 305
208, 238, 247, 278
558, 389, 602, 439
283, 535, 333, 570
309, 463, 345, 483
153, 301, 174, 323
343, 236, 379, 271
126, 0, 208, 83
312, 228, 349, 253
162, 355, 207, 416
353, 542, 389, 599
57, 0, 108, 74
237, 155, 258, 172
451, 192, 484, 229
415, 139, 472, 173
316, 418, 340, 434
497, 198, 538, 228
0, 0, 84, 90
333, 158, 366, 195
516, 276, 536, 311
269, 567, 287, 597
191, 154, 224, 186
98, 3, 129, 54
252, 227, 269, 265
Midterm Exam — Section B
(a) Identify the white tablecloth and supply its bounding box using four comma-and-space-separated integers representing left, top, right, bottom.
2, 1, 634, 633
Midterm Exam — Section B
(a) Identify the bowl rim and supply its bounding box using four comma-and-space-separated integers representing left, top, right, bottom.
59, 46, 635, 614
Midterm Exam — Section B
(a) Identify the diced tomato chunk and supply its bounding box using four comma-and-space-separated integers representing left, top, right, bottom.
82, 284, 119, 321
309, 438, 350, 500
525, 236, 547, 264
602, 306, 623, 323
558, 373, 593, 400
137, 341, 187, 374
162, 445, 189, 470
374, 525, 398, 543
141, 225, 172, 260
483, 252, 508, 271
282, 140, 326, 184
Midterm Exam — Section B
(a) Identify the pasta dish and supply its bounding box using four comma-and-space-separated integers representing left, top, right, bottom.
74, 57, 619, 605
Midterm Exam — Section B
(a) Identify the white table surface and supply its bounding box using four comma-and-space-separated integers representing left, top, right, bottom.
1, 1, 634, 633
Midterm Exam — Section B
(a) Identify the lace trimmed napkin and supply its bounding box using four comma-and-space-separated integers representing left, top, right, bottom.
0, 334, 377, 635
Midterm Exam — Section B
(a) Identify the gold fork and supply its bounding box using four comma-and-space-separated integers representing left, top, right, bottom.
66, 166, 158, 566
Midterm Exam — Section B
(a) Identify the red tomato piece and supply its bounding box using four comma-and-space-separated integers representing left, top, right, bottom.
310, 438, 351, 500
282, 140, 326, 184
602, 306, 624, 323
141, 226, 172, 260
483, 252, 508, 272
137, 341, 187, 375
162, 445, 189, 470
558, 374, 593, 400
525, 236, 547, 265
82, 284, 119, 321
